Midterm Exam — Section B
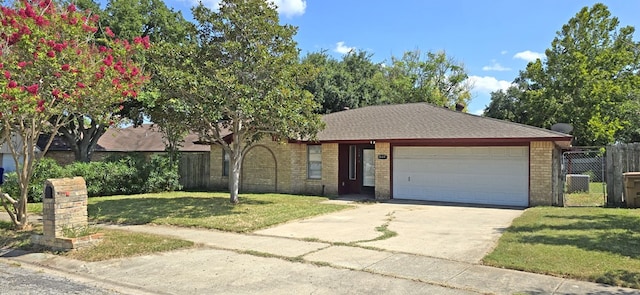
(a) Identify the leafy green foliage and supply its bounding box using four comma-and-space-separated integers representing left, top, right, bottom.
150, 0, 323, 203
0, 0, 148, 229
144, 154, 182, 193
484, 4, 640, 145
302, 49, 472, 114
1, 158, 69, 203
383, 50, 471, 108
1, 154, 181, 200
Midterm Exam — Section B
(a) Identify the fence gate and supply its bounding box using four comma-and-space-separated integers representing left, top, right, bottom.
562, 149, 606, 206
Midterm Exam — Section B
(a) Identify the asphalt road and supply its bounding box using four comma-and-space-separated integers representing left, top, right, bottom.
0, 261, 119, 295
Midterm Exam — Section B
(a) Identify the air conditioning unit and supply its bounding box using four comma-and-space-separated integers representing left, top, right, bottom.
566, 174, 589, 193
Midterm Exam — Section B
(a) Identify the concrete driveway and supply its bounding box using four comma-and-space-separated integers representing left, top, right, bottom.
255, 201, 524, 263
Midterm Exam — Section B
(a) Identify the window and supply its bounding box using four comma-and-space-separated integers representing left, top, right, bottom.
307, 145, 322, 179
222, 150, 229, 176
349, 145, 356, 180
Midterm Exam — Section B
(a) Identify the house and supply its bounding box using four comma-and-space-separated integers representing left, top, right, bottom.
1, 135, 33, 173
43, 124, 210, 165
209, 103, 572, 207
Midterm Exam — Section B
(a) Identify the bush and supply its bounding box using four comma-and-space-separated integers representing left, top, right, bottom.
67, 155, 146, 197
0, 158, 68, 202
1, 153, 184, 201
144, 154, 182, 193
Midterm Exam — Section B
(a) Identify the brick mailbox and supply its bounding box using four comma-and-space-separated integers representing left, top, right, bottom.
32, 177, 102, 250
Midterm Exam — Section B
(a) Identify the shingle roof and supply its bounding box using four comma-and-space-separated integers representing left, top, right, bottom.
41, 124, 209, 152
316, 103, 572, 142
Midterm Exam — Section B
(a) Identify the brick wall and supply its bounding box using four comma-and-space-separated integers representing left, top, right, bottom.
321, 143, 339, 196
209, 145, 228, 190
375, 142, 391, 199
530, 141, 555, 206
208, 140, 340, 197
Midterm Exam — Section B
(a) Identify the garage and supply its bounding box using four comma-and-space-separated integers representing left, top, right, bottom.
393, 146, 529, 207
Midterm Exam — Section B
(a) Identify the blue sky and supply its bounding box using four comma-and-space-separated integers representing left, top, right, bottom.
120, 0, 640, 115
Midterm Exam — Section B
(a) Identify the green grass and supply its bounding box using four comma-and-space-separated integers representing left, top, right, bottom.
87, 192, 351, 232
63, 228, 194, 262
483, 207, 640, 288
564, 182, 606, 207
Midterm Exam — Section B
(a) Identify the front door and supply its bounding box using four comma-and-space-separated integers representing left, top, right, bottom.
338, 144, 375, 195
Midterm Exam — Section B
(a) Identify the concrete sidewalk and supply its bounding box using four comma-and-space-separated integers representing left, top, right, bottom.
2, 219, 638, 294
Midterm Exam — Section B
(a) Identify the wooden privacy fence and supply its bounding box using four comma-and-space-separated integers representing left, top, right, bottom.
606, 143, 640, 206
179, 152, 211, 190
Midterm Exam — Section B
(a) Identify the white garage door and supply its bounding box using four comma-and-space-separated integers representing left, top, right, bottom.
393, 146, 529, 207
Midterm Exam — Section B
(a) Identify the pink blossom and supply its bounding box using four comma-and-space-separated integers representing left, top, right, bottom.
104, 27, 115, 38
25, 84, 39, 95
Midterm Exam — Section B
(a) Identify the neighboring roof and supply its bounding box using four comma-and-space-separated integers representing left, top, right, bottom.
40, 124, 209, 152
316, 103, 572, 143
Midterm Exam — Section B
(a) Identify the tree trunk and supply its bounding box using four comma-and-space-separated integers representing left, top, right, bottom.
58, 116, 107, 162
74, 142, 91, 163
229, 151, 242, 204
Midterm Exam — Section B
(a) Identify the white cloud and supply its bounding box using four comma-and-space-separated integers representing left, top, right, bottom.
513, 50, 544, 62
334, 41, 355, 54
472, 109, 484, 116
500, 50, 508, 55
482, 61, 511, 72
467, 76, 512, 94
186, 0, 306, 17
273, 0, 306, 17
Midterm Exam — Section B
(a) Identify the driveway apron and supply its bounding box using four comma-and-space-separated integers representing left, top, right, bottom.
255, 202, 524, 263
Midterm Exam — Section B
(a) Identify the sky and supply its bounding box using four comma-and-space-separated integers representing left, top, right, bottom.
112, 0, 640, 115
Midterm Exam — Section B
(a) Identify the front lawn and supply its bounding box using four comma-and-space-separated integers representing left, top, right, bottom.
87, 192, 351, 232
484, 207, 640, 288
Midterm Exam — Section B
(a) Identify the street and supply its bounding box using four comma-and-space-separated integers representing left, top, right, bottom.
0, 261, 118, 295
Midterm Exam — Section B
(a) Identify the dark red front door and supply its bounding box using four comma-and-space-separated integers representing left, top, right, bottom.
338, 144, 374, 195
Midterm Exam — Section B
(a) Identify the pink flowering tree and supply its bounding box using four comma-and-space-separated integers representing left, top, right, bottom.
0, 0, 149, 230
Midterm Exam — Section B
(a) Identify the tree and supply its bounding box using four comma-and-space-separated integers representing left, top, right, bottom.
54, 0, 195, 162
489, 4, 640, 145
0, 0, 148, 230
383, 49, 471, 108
301, 50, 386, 113
151, 0, 323, 204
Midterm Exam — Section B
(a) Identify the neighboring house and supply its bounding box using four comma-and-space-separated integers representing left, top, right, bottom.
42, 124, 210, 165
1, 135, 33, 173
209, 103, 572, 207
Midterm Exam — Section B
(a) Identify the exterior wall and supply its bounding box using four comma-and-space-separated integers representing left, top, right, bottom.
208, 140, 340, 196
242, 145, 278, 192
374, 142, 391, 200
209, 145, 228, 190
321, 143, 339, 196
530, 141, 555, 206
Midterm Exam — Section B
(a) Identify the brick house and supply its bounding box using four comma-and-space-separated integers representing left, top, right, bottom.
209, 103, 572, 207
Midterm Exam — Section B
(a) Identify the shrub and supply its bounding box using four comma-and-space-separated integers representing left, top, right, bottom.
67, 155, 146, 197
144, 154, 182, 193
1, 153, 184, 201
0, 158, 68, 202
